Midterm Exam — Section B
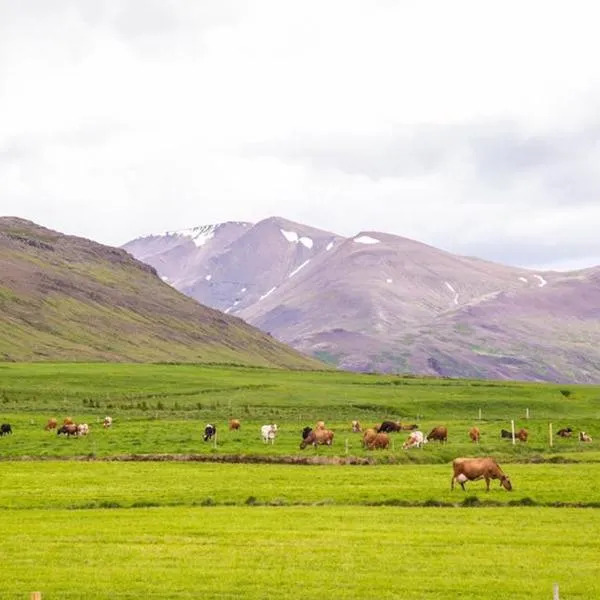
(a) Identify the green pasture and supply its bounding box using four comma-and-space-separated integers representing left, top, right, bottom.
0, 362, 599, 462
0, 506, 598, 599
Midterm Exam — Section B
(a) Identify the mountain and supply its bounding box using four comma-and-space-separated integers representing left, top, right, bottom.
0, 217, 324, 369
123, 216, 600, 383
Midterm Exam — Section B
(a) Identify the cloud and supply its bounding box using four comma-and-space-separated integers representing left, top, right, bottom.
1, 0, 599, 270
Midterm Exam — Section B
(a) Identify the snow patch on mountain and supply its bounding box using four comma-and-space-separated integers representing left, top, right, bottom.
289, 260, 310, 278
280, 229, 299, 243
354, 235, 380, 245
386, 278, 393, 284
518, 277, 528, 283
165, 224, 218, 248
445, 281, 459, 305
299, 236, 313, 249
205, 274, 212, 281
259, 286, 277, 301
534, 274, 547, 287
326, 241, 334, 251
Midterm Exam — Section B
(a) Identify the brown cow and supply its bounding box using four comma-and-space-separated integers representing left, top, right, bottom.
469, 427, 480, 443
45, 418, 58, 431
451, 457, 512, 492
427, 426, 448, 443
400, 423, 419, 431
300, 428, 334, 449
229, 419, 241, 431
351, 420, 362, 433
378, 420, 402, 433
516, 428, 528, 442
557, 428, 572, 438
367, 432, 390, 450
315, 420, 326, 430
63, 417, 74, 426
362, 428, 378, 448
57, 424, 78, 437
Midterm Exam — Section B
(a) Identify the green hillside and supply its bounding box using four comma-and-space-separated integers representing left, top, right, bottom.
0, 217, 324, 369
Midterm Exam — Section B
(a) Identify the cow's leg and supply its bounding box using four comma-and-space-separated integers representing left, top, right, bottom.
485, 477, 490, 491
451, 476, 455, 491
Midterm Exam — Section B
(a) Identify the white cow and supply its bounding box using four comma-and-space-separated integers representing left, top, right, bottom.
402, 430, 427, 449
77, 423, 89, 436
580, 431, 593, 442
103, 416, 113, 429
261, 424, 278, 444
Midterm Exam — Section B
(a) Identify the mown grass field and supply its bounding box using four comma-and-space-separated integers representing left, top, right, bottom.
1, 362, 600, 598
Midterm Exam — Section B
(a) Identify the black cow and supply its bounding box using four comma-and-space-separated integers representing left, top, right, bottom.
203, 424, 216, 442
57, 424, 78, 436
378, 421, 402, 433
302, 426, 313, 440
501, 429, 514, 439
0, 423, 12, 436
557, 427, 573, 438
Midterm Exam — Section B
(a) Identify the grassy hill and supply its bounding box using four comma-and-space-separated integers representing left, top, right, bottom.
0, 217, 324, 369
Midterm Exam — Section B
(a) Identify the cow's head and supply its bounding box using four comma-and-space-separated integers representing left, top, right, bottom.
500, 475, 512, 491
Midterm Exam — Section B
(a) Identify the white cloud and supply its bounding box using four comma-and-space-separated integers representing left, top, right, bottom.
1, 0, 599, 270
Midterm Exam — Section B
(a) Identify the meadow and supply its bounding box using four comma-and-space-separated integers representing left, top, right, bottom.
1, 362, 600, 598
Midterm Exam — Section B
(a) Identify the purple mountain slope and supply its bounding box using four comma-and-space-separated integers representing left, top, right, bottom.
123, 218, 600, 382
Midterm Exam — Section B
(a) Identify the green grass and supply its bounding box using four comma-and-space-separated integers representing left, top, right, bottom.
1, 506, 598, 599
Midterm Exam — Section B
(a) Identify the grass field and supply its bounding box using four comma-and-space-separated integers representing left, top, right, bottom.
1, 362, 599, 598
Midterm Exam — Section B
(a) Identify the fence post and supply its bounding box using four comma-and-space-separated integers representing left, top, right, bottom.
549, 423, 553, 447
478, 408, 482, 420
511, 419, 516, 445
526, 408, 529, 419
553, 583, 559, 600
31, 593, 42, 600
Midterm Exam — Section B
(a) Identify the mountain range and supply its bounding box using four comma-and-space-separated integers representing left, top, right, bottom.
0, 217, 322, 369
123, 216, 600, 383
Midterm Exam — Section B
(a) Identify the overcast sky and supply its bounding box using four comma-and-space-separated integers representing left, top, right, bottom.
1, 0, 599, 271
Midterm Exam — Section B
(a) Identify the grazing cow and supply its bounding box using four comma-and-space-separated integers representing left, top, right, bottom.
45, 418, 58, 431
63, 417, 74, 425
579, 431, 593, 442
103, 416, 113, 429
400, 423, 419, 431
501, 428, 528, 442
378, 420, 402, 433
362, 428, 378, 448
451, 457, 512, 492
261, 424, 278, 444
229, 419, 241, 431
367, 432, 390, 450
57, 424, 78, 437
402, 430, 427, 449
203, 424, 216, 442
300, 428, 334, 449
427, 426, 448, 443
351, 420, 362, 433
77, 423, 89, 436
469, 427, 480, 443
315, 420, 326, 430
302, 426, 313, 440
0, 423, 12, 436
557, 427, 573, 438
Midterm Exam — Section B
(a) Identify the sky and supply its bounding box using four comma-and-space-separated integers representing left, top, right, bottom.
1, 0, 599, 271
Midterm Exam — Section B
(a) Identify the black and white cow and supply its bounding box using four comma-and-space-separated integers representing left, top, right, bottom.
203, 424, 216, 442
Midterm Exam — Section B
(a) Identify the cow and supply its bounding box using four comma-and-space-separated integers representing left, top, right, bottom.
301, 426, 313, 440
0, 423, 12, 436
261, 424, 278, 444
451, 457, 512, 492
351, 420, 362, 433
203, 424, 216, 442
501, 428, 528, 441
427, 426, 448, 443
362, 428, 378, 448
402, 430, 427, 449
469, 427, 480, 443
103, 416, 113, 429
45, 418, 58, 431
57, 424, 78, 437
579, 431, 593, 442
315, 421, 326, 430
77, 423, 89, 436
367, 432, 390, 450
229, 419, 241, 431
300, 428, 334, 449
400, 423, 419, 431
378, 420, 402, 433
63, 417, 74, 425
557, 427, 573, 438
